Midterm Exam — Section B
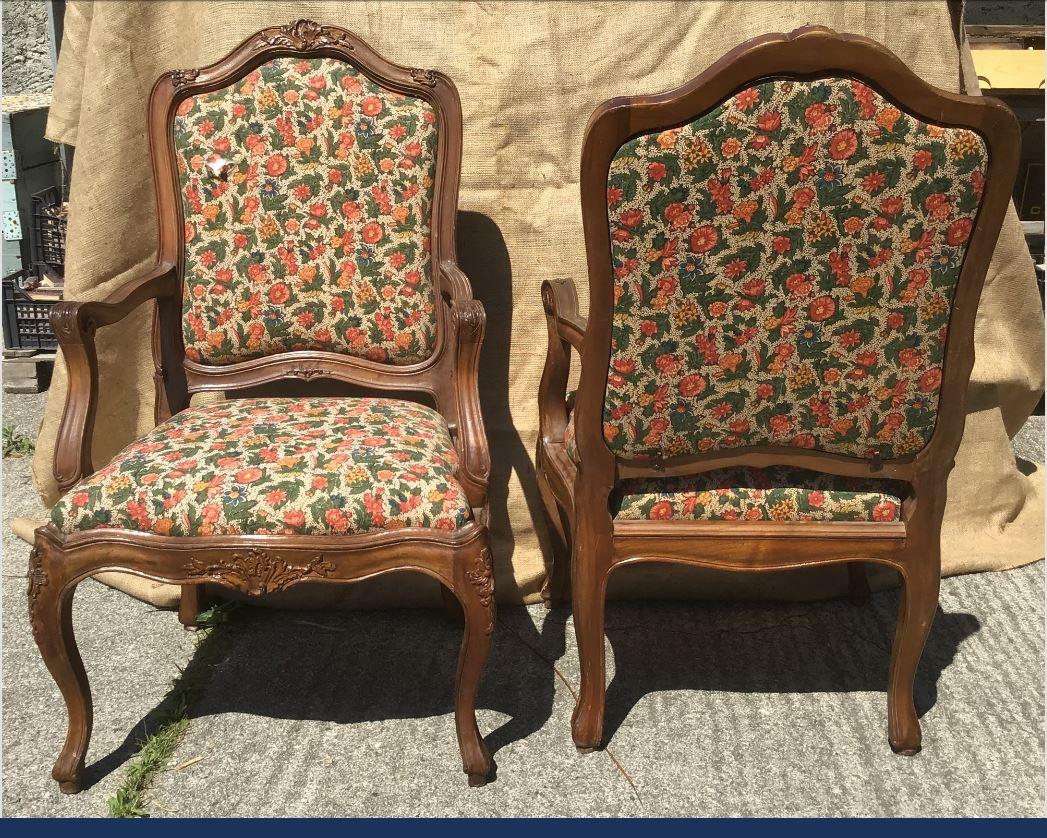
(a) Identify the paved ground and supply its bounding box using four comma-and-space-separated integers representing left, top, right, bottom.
1014, 414, 1044, 464
2, 393, 1044, 817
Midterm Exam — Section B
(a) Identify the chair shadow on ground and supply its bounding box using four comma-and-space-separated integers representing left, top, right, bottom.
456, 209, 560, 605
76, 596, 568, 790
596, 582, 981, 746
76, 575, 978, 791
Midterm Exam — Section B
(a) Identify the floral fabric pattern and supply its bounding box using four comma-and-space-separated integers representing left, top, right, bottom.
604, 76, 988, 461
51, 398, 472, 536
173, 57, 439, 366
613, 466, 905, 523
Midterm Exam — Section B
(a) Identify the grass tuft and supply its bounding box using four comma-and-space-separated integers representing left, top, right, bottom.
3, 425, 35, 457
107, 717, 190, 818
106, 601, 237, 818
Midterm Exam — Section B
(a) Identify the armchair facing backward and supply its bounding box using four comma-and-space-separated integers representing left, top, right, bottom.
34, 20, 493, 790
537, 27, 1018, 754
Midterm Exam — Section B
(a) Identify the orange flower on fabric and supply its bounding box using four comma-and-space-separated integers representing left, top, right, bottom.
602, 76, 987, 463
173, 57, 439, 367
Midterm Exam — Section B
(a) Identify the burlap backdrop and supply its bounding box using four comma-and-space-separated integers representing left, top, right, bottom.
34, 1, 1044, 605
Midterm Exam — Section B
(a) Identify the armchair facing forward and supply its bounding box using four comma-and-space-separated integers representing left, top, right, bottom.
537, 27, 1018, 754
34, 20, 494, 790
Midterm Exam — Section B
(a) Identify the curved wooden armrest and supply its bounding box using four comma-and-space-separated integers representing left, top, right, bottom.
541, 277, 586, 352
538, 278, 586, 447
440, 259, 474, 302
51, 263, 179, 493
449, 297, 491, 507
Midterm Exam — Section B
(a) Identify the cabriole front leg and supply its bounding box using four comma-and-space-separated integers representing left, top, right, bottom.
28, 543, 93, 793
570, 539, 609, 752
452, 542, 495, 786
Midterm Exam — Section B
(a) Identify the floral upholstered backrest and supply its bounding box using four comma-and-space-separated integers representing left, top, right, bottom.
603, 76, 988, 461
173, 56, 439, 366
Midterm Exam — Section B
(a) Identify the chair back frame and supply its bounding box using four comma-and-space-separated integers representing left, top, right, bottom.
52, 20, 489, 509
147, 19, 469, 414
576, 26, 1018, 493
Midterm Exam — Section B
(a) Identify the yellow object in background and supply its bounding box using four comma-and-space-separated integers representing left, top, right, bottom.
972, 49, 1045, 91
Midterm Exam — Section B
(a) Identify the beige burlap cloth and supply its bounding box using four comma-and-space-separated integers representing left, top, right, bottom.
32, 1, 1043, 606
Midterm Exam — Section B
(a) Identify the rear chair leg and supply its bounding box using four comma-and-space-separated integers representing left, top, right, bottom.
570, 540, 608, 752
28, 547, 93, 794
178, 584, 203, 630
452, 545, 495, 786
887, 557, 940, 754
847, 562, 871, 605
440, 583, 465, 626
537, 466, 571, 607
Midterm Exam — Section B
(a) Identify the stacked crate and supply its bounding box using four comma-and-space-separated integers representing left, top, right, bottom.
2, 94, 65, 391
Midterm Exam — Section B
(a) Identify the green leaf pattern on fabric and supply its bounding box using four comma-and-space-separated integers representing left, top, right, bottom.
51, 398, 471, 536
173, 57, 439, 366
612, 466, 905, 522
603, 76, 988, 461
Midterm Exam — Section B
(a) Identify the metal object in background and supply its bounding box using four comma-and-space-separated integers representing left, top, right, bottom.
31, 185, 66, 282
1, 96, 64, 351
2, 275, 59, 352
2, 210, 21, 241
1, 0, 70, 390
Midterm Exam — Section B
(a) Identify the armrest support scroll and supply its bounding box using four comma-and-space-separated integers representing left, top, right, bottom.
440, 259, 474, 302
539, 278, 586, 448
51, 263, 179, 492
542, 277, 586, 352
450, 297, 491, 508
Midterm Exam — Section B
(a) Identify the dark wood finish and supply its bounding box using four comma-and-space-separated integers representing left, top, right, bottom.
536, 26, 1019, 754
41, 20, 493, 791
177, 582, 203, 630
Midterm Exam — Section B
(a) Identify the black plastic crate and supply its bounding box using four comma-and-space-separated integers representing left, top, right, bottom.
31, 186, 67, 281
1026, 230, 1045, 308
2, 274, 58, 351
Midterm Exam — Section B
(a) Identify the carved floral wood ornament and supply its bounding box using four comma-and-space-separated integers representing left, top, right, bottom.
26, 548, 48, 641
254, 19, 356, 51
465, 547, 496, 636
411, 68, 440, 88
169, 68, 200, 90
287, 365, 327, 381
34, 21, 494, 793
184, 550, 336, 596
537, 26, 1018, 757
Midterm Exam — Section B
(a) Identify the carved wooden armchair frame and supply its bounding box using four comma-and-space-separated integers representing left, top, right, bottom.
34, 20, 494, 791
536, 27, 1018, 754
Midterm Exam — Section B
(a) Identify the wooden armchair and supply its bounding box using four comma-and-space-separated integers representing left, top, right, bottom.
33, 20, 494, 791
537, 27, 1018, 755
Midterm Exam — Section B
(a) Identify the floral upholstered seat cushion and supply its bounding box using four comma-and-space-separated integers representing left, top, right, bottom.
173, 57, 439, 366
565, 407, 902, 523
604, 76, 988, 462
50, 398, 471, 537
612, 466, 905, 523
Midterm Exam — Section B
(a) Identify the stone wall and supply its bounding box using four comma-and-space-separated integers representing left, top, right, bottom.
2, 1, 54, 96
